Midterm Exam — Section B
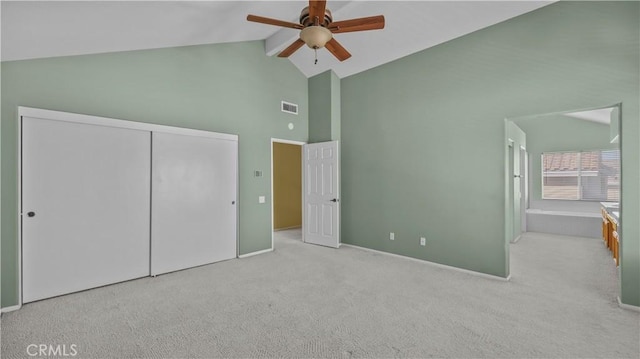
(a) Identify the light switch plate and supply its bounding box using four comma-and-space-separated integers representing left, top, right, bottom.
258, 196, 266, 204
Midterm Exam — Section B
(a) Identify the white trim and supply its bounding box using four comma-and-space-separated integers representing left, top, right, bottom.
17, 110, 23, 309
341, 243, 511, 282
272, 138, 306, 146
270, 138, 306, 250
504, 119, 512, 279
238, 248, 273, 259
18, 107, 238, 141
617, 297, 640, 312
0, 305, 22, 313
235, 139, 240, 259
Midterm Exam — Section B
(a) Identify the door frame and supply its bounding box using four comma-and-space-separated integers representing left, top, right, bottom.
17, 106, 238, 308
270, 138, 306, 250
507, 140, 515, 242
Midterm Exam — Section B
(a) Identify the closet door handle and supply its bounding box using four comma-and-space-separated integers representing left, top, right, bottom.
27, 211, 36, 217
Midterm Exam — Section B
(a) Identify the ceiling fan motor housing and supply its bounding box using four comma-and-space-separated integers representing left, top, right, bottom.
299, 6, 333, 27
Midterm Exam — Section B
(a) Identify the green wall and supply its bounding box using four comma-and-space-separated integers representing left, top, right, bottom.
330, 70, 341, 141
514, 114, 616, 203
308, 70, 340, 142
1, 41, 309, 307
341, 1, 640, 305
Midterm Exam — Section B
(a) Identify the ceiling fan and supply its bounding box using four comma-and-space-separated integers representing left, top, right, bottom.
247, 0, 385, 62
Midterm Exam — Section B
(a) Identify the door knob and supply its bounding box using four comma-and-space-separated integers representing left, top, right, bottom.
27, 211, 36, 217
330, 198, 339, 203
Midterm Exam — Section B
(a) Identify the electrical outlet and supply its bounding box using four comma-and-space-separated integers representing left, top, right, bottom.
389, 232, 395, 240
420, 237, 426, 246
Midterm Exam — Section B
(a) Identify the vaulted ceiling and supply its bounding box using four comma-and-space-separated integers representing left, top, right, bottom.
1, 1, 553, 78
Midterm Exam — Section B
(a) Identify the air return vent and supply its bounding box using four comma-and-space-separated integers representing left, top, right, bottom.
281, 101, 298, 115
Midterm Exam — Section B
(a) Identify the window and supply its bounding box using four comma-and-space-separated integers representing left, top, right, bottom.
542, 149, 620, 201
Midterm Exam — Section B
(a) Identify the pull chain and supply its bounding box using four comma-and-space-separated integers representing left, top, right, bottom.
314, 48, 318, 65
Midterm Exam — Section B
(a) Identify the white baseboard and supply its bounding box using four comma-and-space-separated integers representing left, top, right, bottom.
341, 243, 511, 282
617, 296, 640, 312
238, 248, 273, 259
1, 304, 21, 314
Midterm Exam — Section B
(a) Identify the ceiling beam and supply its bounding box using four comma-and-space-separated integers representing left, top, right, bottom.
265, 1, 356, 57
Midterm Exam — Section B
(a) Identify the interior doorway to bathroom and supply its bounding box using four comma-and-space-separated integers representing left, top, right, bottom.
271, 139, 304, 247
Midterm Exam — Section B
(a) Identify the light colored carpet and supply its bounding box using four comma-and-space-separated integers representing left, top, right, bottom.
1, 230, 639, 358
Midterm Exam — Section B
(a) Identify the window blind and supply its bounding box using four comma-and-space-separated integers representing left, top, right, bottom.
542, 149, 619, 201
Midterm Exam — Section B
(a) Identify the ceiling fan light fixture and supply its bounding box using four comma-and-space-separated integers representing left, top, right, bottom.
300, 26, 332, 49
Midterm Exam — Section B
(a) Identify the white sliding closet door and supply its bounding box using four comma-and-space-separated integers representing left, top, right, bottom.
22, 117, 151, 303
151, 132, 237, 275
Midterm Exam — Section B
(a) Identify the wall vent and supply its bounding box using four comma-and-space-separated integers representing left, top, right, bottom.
281, 101, 298, 115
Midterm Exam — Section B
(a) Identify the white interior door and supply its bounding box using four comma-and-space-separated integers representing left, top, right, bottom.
513, 145, 521, 240
151, 132, 237, 275
520, 148, 528, 232
303, 141, 340, 248
22, 117, 151, 303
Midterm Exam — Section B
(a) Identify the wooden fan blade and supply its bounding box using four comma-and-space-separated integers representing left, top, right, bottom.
247, 14, 303, 30
329, 15, 385, 33
308, 0, 327, 25
278, 39, 306, 58
324, 38, 351, 61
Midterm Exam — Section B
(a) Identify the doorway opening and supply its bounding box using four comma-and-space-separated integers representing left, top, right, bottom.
271, 139, 305, 248
505, 103, 622, 298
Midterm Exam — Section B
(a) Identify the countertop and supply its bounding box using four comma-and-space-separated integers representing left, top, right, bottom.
601, 202, 620, 223
611, 211, 619, 223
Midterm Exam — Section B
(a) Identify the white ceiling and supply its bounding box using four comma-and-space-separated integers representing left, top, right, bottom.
565, 107, 614, 125
1, 1, 553, 78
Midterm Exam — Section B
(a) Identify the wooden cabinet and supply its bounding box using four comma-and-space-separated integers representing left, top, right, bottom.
602, 208, 609, 246
601, 207, 619, 267
611, 219, 619, 266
